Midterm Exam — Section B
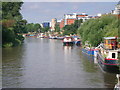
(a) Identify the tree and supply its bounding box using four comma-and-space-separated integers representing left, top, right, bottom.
77, 14, 119, 47
34, 23, 41, 32
25, 23, 41, 33
55, 23, 60, 32
63, 19, 83, 35
41, 27, 50, 33
13, 19, 27, 33
2, 2, 25, 47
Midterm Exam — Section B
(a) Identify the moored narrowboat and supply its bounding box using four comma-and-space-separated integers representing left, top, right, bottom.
72, 36, 81, 46
63, 36, 74, 46
82, 47, 98, 56
97, 37, 120, 73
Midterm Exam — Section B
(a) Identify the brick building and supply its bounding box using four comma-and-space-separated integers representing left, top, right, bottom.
59, 19, 64, 29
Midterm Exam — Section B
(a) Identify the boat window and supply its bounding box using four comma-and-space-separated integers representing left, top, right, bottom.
108, 40, 111, 44
112, 53, 116, 58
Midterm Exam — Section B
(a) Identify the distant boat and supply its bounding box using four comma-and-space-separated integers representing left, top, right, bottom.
49, 36, 57, 39
72, 36, 81, 46
26, 34, 37, 37
56, 36, 64, 40
63, 36, 74, 46
37, 33, 45, 38
97, 37, 120, 74
82, 47, 98, 56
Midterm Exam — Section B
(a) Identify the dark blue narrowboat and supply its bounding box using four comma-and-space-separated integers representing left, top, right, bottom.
97, 37, 120, 74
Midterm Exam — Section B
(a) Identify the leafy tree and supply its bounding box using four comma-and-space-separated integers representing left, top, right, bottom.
13, 19, 27, 33
2, 2, 25, 47
2, 2, 23, 20
34, 23, 41, 32
25, 23, 41, 33
41, 27, 50, 33
63, 19, 83, 35
77, 14, 119, 47
55, 23, 60, 32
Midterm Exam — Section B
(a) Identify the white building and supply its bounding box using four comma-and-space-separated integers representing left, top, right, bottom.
51, 18, 57, 31
64, 13, 89, 25
113, 1, 120, 14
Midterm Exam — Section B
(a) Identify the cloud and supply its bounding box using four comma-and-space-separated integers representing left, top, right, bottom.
72, 5, 79, 10
21, 2, 117, 23
29, 4, 39, 9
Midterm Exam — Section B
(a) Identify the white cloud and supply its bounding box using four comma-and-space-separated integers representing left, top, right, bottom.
20, 2, 117, 23
29, 4, 39, 9
72, 5, 79, 9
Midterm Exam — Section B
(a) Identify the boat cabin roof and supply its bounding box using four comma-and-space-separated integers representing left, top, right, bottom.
104, 37, 117, 40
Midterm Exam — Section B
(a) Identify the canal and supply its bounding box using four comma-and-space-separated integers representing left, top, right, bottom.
2, 37, 117, 88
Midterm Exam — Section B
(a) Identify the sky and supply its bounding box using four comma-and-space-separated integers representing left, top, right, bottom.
20, 2, 119, 24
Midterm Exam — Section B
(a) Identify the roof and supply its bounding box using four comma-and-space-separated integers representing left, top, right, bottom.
72, 36, 79, 38
66, 14, 74, 15
104, 37, 117, 40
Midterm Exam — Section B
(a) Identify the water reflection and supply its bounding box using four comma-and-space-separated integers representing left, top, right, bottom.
103, 73, 116, 88
63, 46, 73, 52
80, 48, 117, 88
2, 46, 26, 88
2, 38, 118, 88
79, 50, 97, 73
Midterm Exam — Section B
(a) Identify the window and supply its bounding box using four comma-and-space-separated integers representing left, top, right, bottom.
108, 40, 111, 44
112, 53, 116, 58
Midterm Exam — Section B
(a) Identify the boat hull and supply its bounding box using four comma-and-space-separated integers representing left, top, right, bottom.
63, 42, 74, 46
82, 48, 98, 56
74, 41, 81, 46
97, 53, 120, 74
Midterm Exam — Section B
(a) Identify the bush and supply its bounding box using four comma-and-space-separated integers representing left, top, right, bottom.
13, 39, 21, 46
2, 42, 13, 48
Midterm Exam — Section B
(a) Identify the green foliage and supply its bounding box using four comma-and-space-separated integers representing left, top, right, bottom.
2, 42, 13, 48
25, 23, 41, 33
2, 2, 23, 20
63, 19, 83, 35
55, 23, 60, 32
13, 19, 27, 33
2, 26, 15, 44
78, 15, 119, 47
2, 2, 25, 47
13, 39, 21, 46
41, 27, 50, 33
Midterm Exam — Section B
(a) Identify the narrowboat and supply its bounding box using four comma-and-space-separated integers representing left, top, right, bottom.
82, 47, 98, 56
63, 36, 74, 46
72, 36, 81, 46
26, 34, 37, 37
49, 35, 57, 39
56, 36, 64, 40
97, 37, 120, 73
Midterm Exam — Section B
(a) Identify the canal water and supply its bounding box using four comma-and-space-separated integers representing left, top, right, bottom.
2, 37, 117, 88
